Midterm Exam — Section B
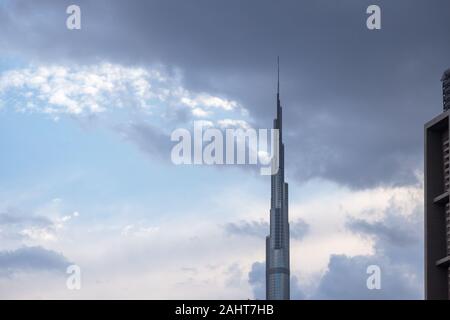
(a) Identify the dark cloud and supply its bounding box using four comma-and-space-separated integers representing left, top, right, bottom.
0, 246, 71, 277
347, 216, 417, 248
312, 254, 419, 299
349, 202, 423, 267
225, 218, 309, 240
313, 201, 423, 299
2, 0, 449, 188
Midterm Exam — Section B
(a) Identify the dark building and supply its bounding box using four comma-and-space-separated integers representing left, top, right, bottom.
266, 58, 290, 300
424, 68, 450, 300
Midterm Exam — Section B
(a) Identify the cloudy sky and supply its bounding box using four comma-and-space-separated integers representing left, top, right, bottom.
0, 0, 449, 299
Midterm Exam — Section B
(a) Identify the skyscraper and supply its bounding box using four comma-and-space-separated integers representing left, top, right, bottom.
424, 68, 450, 300
266, 58, 290, 300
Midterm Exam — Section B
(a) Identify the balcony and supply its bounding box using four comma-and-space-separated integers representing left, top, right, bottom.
435, 256, 450, 267
433, 191, 449, 205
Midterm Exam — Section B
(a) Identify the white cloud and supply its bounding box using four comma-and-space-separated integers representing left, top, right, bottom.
120, 224, 159, 238
191, 107, 211, 117
0, 199, 80, 245
0, 63, 245, 121
217, 119, 251, 129
20, 227, 56, 242
181, 93, 238, 111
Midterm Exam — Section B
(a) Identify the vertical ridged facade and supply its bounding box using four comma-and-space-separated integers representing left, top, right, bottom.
425, 68, 450, 300
266, 59, 290, 300
445, 70, 450, 298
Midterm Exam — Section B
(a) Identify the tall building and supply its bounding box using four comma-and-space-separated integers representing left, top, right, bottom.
266, 58, 290, 300
424, 68, 450, 300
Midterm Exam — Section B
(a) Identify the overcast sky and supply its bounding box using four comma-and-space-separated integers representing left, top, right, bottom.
1, 0, 448, 299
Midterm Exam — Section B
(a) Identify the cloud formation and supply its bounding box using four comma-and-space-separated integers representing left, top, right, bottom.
313, 199, 423, 299
0, 207, 79, 243
0, 246, 70, 277
0, 63, 244, 122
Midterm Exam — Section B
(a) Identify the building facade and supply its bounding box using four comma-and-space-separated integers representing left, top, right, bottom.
266, 60, 290, 300
424, 68, 450, 300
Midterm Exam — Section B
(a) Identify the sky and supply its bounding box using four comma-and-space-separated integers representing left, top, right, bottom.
0, 0, 449, 299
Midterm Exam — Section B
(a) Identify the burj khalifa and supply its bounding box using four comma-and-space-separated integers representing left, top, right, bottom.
266, 58, 290, 300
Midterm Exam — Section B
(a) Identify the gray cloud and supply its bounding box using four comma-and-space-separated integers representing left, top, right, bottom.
225, 218, 309, 240
2, 0, 449, 188
116, 121, 173, 162
0, 246, 71, 277
248, 261, 265, 299
313, 201, 423, 299
0, 209, 54, 241
225, 221, 268, 239
347, 216, 418, 248
290, 275, 306, 300
290, 220, 310, 241
312, 254, 420, 300
0, 211, 52, 228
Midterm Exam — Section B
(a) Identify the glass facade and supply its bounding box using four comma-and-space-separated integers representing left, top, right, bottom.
266, 79, 290, 300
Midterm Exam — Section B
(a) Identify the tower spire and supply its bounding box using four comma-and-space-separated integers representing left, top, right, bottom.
266, 57, 290, 301
277, 56, 280, 96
